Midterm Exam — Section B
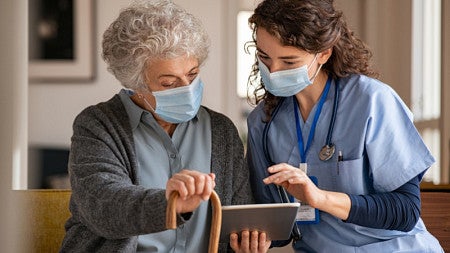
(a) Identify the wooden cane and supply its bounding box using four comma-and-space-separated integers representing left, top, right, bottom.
166, 190, 222, 253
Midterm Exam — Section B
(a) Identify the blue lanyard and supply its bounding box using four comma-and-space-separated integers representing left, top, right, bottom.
293, 76, 332, 163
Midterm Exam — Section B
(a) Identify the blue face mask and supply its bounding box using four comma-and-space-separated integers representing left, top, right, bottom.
258, 54, 320, 97
142, 76, 203, 123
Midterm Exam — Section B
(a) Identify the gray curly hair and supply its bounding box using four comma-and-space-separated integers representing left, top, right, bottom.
102, 0, 210, 90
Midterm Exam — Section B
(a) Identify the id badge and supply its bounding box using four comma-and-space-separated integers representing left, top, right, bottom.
295, 164, 319, 224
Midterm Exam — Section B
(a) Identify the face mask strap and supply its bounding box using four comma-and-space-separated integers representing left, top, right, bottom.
310, 63, 323, 83
307, 54, 319, 71
137, 93, 156, 113
308, 54, 322, 83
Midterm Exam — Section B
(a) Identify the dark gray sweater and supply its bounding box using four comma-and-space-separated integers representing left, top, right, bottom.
60, 95, 253, 252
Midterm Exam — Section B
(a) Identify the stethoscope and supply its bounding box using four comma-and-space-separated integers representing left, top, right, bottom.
262, 78, 340, 164
261, 78, 340, 241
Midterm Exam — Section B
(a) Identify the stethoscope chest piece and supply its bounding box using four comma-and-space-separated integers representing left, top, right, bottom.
318, 78, 340, 162
319, 144, 335, 161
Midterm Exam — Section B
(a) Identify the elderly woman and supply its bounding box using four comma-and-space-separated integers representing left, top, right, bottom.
60, 1, 270, 252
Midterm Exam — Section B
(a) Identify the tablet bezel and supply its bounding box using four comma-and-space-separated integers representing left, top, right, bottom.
219, 202, 300, 242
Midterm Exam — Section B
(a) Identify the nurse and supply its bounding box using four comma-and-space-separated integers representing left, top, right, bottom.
245, 0, 444, 252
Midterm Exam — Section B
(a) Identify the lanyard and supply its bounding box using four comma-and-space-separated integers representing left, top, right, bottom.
293, 75, 332, 163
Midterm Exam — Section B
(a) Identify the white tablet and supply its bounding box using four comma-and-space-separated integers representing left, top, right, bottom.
219, 202, 300, 242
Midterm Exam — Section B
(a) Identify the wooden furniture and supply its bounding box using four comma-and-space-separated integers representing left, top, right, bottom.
167, 190, 222, 253
14, 189, 71, 253
420, 191, 450, 252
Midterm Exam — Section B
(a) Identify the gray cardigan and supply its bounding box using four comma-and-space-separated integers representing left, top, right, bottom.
60, 95, 253, 252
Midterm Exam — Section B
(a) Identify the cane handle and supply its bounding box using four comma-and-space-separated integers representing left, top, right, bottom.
166, 190, 222, 253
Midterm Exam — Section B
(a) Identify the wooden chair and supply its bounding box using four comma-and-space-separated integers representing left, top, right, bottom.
420, 191, 450, 252
14, 189, 71, 253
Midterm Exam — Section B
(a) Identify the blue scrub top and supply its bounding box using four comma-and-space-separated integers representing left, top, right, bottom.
246, 75, 443, 252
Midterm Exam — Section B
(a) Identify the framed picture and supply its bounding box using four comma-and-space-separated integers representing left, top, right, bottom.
28, 0, 94, 82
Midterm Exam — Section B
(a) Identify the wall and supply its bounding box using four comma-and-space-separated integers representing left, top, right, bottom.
28, 0, 414, 148
442, 0, 450, 182
335, 0, 412, 106
0, 0, 27, 250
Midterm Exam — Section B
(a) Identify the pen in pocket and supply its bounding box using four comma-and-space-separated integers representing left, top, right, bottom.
337, 151, 343, 174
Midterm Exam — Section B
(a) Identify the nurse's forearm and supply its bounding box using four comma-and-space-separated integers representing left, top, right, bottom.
345, 176, 421, 232
315, 190, 351, 220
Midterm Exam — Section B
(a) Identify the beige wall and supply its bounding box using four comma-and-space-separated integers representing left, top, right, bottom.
442, 0, 450, 182
0, 0, 27, 251
27, 0, 415, 148
337, 0, 412, 106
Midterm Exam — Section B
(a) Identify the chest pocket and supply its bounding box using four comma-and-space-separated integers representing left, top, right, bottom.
309, 157, 371, 195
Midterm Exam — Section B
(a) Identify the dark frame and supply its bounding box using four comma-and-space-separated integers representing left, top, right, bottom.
28, 0, 94, 82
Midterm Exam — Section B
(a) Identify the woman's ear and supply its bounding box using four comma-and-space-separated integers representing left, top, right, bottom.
317, 48, 333, 64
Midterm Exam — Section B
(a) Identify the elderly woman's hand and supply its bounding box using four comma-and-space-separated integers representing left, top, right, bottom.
230, 230, 271, 253
165, 169, 216, 214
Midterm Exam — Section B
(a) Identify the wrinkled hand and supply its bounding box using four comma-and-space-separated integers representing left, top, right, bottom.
230, 230, 271, 253
165, 169, 216, 213
263, 163, 324, 208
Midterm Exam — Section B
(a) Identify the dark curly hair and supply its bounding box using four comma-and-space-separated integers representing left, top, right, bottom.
247, 0, 378, 121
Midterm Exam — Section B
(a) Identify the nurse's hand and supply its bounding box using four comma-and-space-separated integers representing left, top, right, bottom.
230, 230, 271, 253
263, 163, 321, 205
263, 163, 351, 220
165, 169, 216, 214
